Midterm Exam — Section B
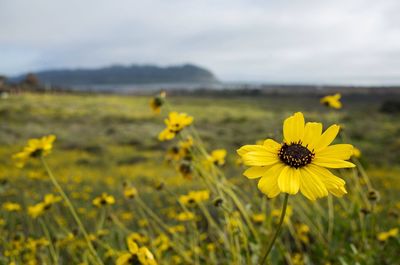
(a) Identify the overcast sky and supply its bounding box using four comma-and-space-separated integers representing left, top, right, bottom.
1, 0, 400, 84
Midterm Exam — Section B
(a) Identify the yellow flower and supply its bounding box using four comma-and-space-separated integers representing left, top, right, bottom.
237, 112, 355, 201
272, 206, 293, 224
166, 137, 194, 162
2, 202, 22, 212
377, 228, 398, 241
179, 190, 210, 206
168, 225, 186, 233
116, 237, 157, 265
149, 91, 166, 114
123, 186, 138, 199
28, 194, 61, 218
178, 161, 193, 179
12, 135, 56, 168
320, 93, 342, 109
208, 149, 227, 166
43, 194, 62, 204
175, 211, 195, 221
296, 223, 310, 244
291, 253, 305, 265
251, 213, 265, 224
127, 233, 149, 244
158, 112, 193, 141
92, 193, 115, 207
153, 234, 170, 255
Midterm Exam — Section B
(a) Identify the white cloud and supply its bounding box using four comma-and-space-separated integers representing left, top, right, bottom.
1, 0, 400, 84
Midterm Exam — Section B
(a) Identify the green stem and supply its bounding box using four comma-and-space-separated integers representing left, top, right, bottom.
259, 193, 289, 265
39, 218, 58, 264
41, 157, 104, 265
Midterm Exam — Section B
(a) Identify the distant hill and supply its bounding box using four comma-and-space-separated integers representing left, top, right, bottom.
12, 64, 218, 86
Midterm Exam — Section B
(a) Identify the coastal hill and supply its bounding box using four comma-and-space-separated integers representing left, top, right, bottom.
11, 64, 218, 86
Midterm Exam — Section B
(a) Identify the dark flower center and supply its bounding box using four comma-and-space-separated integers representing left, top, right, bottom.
278, 143, 314, 168
128, 254, 141, 265
30, 149, 43, 158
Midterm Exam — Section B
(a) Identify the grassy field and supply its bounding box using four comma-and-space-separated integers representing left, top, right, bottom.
1, 92, 399, 264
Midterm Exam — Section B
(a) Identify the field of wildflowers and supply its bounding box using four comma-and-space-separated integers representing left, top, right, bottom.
0, 92, 399, 265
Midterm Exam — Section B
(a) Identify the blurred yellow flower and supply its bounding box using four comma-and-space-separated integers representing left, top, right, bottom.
116, 237, 157, 265
158, 112, 193, 141
28, 194, 61, 218
208, 149, 227, 166
2, 202, 22, 212
296, 223, 310, 244
179, 190, 210, 206
12, 135, 56, 168
377, 228, 398, 241
128, 233, 149, 244
238, 112, 355, 201
320, 93, 342, 109
123, 186, 138, 199
251, 213, 265, 224
149, 91, 166, 114
92, 193, 115, 207
272, 205, 293, 224
175, 211, 195, 221
178, 161, 193, 179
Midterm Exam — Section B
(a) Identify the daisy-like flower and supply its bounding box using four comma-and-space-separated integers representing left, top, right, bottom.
179, 190, 210, 206
237, 112, 355, 201
320, 93, 342, 109
116, 238, 157, 265
149, 91, 166, 114
92, 193, 115, 207
123, 185, 138, 199
12, 135, 56, 168
377, 228, 398, 242
207, 149, 227, 166
158, 112, 193, 141
28, 194, 61, 219
2, 202, 22, 212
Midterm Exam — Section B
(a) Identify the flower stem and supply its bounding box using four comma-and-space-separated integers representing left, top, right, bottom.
259, 193, 289, 265
41, 157, 104, 265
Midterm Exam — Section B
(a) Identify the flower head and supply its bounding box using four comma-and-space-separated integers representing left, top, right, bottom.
208, 149, 227, 166
28, 194, 61, 218
320, 93, 342, 109
2, 202, 22, 212
179, 190, 210, 206
123, 186, 138, 199
237, 112, 355, 201
158, 112, 193, 141
116, 237, 157, 265
377, 228, 398, 242
12, 135, 56, 168
92, 193, 115, 207
149, 91, 166, 114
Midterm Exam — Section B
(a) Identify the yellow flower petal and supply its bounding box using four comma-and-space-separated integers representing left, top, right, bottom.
312, 157, 355, 168
302, 122, 322, 150
242, 151, 279, 167
316, 144, 354, 160
243, 166, 268, 179
283, 112, 305, 144
237, 145, 264, 156
314, 124, 340, 152
278, 167, 300, 194
263, 139, 281, 151
306, 164, 347, 197
299, 168, 328, 200
257, 163, 285, 198
116, 253, 132, 265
